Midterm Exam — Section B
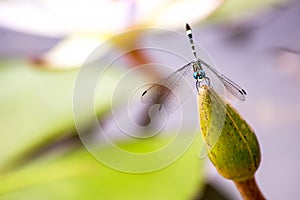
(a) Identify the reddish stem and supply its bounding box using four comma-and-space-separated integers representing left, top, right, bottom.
234, 177, 265, 200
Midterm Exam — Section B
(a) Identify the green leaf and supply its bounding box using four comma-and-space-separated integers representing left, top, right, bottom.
208, 0, 288, 22
0, 134, 204, 200
0, 60, 114, 169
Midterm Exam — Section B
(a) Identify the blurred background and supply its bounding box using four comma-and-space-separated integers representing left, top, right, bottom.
1, 0, 300, 199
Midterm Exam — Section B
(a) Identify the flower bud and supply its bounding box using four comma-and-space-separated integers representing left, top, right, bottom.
198, 85, 260, 182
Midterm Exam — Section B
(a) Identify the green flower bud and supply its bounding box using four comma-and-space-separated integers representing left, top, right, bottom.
198, 85, 261, 182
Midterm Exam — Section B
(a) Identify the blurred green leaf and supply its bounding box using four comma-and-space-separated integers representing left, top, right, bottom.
208, 0, 288, 21
0, 134, 204, 200
0, 60, 114, 169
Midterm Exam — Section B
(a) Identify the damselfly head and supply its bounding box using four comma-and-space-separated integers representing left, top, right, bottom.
193, 70, 206, 80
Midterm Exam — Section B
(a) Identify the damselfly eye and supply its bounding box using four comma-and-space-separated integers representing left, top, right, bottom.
193, 72, 199, 79
193, 71, 203, 80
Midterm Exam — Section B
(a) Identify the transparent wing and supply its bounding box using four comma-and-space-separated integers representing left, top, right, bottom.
141, 62, 193, 114
199, 59, 247, 102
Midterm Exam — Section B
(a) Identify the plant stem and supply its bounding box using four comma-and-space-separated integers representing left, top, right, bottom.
234, 177, 265, 200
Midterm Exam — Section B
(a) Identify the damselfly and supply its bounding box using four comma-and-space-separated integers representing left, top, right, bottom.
141, 23, 246, 113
